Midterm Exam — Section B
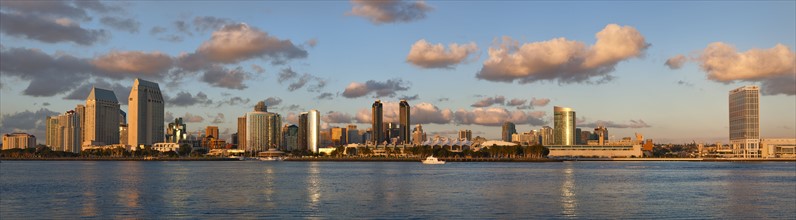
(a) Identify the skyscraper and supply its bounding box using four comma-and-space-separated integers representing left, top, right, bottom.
459, 129, 472, 141
206, 126, 219, 140
284, 124, 299, 151
554, 106, 576, 145
298, 112, 308, 150
729, 85, 760, 158
331, 127, 347, 146
371, 100, 383, 144
45, 110, 80, 152
84, 87, 120, 145
246, 101, 281, 152
540, 126, 554, 146
237, 116, 246, 150
166, 117, 187, 143
502, 122, 516, 142
412, 124, 426, 145
306, 110, 321, 153
128, 78, 164, 147
399, 100, 411, 144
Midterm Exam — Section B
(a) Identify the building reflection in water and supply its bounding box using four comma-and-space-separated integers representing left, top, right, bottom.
560, 162, 578, 217
166, 165, 190, 212
306, 162, 322, 210
118, 161, 142, 210
80, 162, 98, 217
262, 165, 276, 209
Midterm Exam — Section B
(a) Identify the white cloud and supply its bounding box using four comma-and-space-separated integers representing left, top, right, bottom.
406, 39, 477, 69
477, 24, 649, 84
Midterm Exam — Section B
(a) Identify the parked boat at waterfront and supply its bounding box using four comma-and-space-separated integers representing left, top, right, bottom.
422, 156, 445, 164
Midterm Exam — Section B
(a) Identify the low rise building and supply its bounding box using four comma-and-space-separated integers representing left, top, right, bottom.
2, 133, 36, 150
760, 138, 796, 158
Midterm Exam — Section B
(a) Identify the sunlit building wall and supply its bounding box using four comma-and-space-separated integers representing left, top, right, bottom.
554, 106, 576, 145
729, 85, 760, 158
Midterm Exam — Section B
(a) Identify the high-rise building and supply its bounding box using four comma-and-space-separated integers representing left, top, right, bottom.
458, 129, 472, 141
59, 110, 81, 153
206, 126, 219, 140
553, 106, 576, 145
2, 133, 36, 150
75, 104, 85, 146
331, 127, 347, 146
399, 100, 411, 144
412, 124, 426, 145
84, 87, 120, 146
592, 126, 608, 145
284, 124, 299, 151
729, 85, 760, 158
45, 110, 81, 152
298, 113, 308, 150
128, 78, 164, 147
540, 126, 554, 146
46, 116, 60, 149
580, 130, 592, 145
371, 100, 383, 144
237, 116, 246, 150
246, 101, 281, 152
306, 110, 321, 153
502, 122, 516, 142
347, 125, 361, 144
166, 117, 187, 143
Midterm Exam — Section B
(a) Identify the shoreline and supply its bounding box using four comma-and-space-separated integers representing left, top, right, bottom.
1, 157, 793, 162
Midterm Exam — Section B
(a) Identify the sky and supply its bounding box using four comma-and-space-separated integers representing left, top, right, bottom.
1, 0, 795, 144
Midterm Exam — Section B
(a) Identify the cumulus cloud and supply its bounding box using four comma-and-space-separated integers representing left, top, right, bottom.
211, 113, 225, 124
263, 97, 282, 106
183, 113, 205, 123
277, 67, 326, 92
664, 54, 687, 69
323, 111, 354, 124
0, 47, 93, 96
453, 108, 547, 126
412, 102, 453, 124
165, 91, 213, 107
165, 112, 175, 122
284, 112, 299, 125
100, 16, 140, 33
342, 79, 410, 98
530, 97, 550, 107
399, 94, 419, 101
92, 51, 173, 78
471, 95, 505, 107
580, 119, 651, 129
0, 12, 107, 45
201, 66, 249, 90
194, 23, 307, 64
695, 42, 795, 95
506, 98, 526, 106
215, 96, 251, 107
406, 39, 477, 69
317, 92, 334, 100
192, 16, 233, 33
355, 101, 452, 125
0, 108, 59, 141
347, 0, 433, 24
477, 24, 649, 84
63, 79, 132, 105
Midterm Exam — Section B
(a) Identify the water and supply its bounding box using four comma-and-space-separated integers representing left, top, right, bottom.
1, 161, 795, 219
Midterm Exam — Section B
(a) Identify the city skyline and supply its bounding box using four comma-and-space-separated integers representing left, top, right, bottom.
1, 1, 795, 144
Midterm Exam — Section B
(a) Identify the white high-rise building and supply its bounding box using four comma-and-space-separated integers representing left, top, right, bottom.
128, 78, 164, 147
84, 87, 120, 146
246, 101, 282, 152
554, 106, 576, 145
729, 85, 760, 158
306, 110, 321, 153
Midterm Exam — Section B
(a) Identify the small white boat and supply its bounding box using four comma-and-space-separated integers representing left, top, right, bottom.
422, 156, 445, 165
257, 157, 283, 161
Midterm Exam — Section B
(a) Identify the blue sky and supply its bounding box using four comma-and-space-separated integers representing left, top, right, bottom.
1, 1, 794, 144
